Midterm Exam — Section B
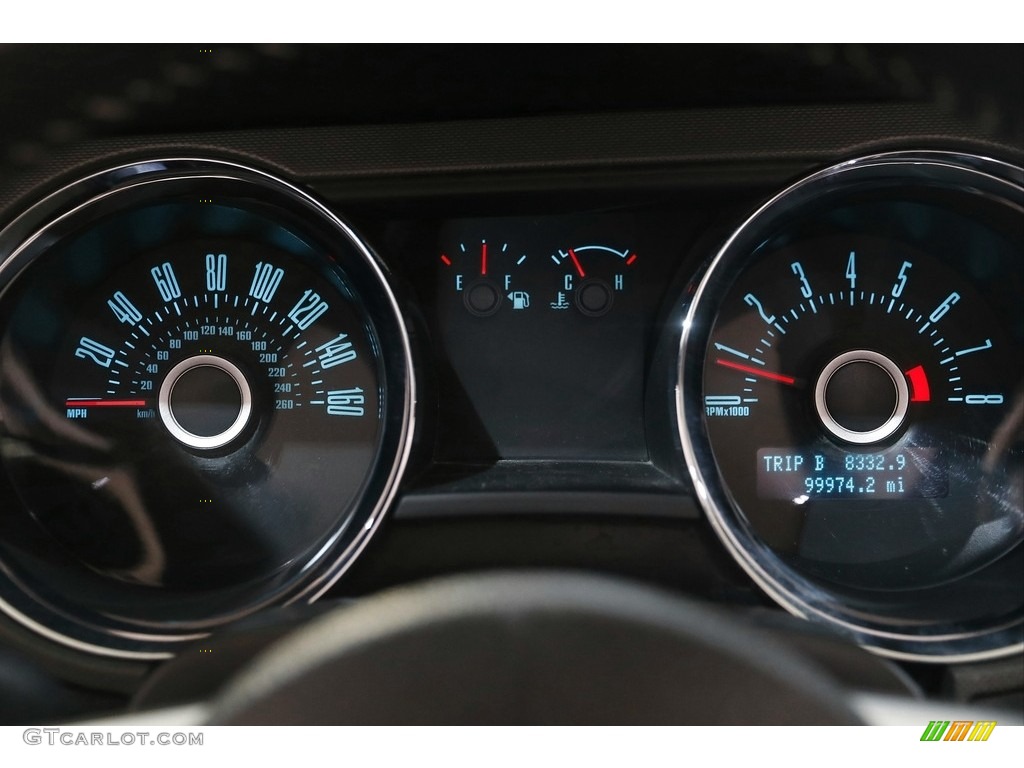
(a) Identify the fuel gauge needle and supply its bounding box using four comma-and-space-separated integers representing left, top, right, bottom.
715, 358, 798, 386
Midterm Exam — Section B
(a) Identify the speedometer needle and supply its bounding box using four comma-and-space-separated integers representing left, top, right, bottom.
65, 399, 148, 408
715, 358, 797, 385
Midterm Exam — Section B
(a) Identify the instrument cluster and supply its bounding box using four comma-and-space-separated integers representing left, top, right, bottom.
0, 151, 1020, 667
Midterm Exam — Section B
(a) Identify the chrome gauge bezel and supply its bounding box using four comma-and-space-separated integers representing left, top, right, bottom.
0, 159, 416, 659
678, 151, 1024, 663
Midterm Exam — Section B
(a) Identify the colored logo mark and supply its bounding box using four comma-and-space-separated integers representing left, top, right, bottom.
920, 720, 996, 741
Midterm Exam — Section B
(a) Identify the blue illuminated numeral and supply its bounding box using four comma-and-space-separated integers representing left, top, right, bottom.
790, 262, 812, 298
845, 251, 857, 289
75, 337, 116, 368
929, 291, 960, 323
704, 395, 742, 406
107, 291, 143, 325
249, 262, 285, 303
743, 293, 775, 324
327, 388, 365, 416
287, 289, 329, 331
891, 261, 912, 298
964, 394, 1003, 405
955, 338, 992, 357
206, 253, 227, 291
316, 334, 357, 369
151, 263, 181, 302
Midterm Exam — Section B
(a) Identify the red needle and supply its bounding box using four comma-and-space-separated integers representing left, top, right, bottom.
481, 241, 487, 276
65, 399, 148, 408
715, 358, 797, 385
568, 248, 586, 278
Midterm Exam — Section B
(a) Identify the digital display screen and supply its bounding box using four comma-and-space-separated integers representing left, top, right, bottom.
756, 447, 947, 501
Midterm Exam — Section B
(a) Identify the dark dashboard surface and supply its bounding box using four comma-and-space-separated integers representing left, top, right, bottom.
0, 44, 1021, 724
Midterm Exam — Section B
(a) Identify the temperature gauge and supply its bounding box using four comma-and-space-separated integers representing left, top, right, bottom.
549, 244, 637, 316
440, 239, 529, 317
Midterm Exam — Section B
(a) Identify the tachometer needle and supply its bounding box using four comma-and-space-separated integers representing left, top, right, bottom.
481, 241, 488, 276
715, 358, 797, 385
65, 399, 148, 408
568, 248, 586, 278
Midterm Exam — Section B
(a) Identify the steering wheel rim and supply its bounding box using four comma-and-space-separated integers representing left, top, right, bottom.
206, 572, 862, 725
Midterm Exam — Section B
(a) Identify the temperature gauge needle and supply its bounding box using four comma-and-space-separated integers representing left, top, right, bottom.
715, 358, 797, 385
568, 248, 586, 278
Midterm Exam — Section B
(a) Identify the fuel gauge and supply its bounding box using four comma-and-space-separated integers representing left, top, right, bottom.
549, 244, 638, 316
440, 239, 529, 317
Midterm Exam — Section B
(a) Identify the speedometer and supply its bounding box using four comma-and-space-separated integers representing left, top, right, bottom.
0, 159, 414, 658
679, 152, 1023, 661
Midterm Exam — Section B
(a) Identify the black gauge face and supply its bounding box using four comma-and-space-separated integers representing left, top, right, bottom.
681, 153, 1024, 660
430, 214, 658, 462
0, 161, 412, 656
706, 226, 1021, 589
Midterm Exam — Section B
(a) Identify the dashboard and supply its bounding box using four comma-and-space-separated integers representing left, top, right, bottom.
0, 44, 1021, 724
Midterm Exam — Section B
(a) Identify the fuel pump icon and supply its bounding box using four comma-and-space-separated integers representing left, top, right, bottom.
508, 291, 530, 310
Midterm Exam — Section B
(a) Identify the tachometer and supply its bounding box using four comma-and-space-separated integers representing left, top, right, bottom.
0, 159, 414, 658
679, 152, 1023, 661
